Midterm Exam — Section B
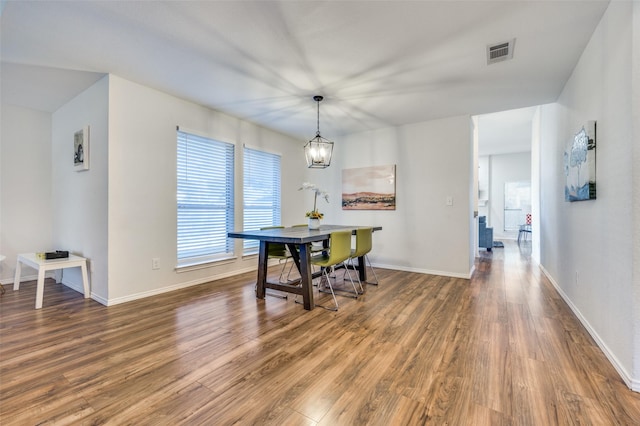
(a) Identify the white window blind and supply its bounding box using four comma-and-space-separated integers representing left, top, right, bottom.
243, 146, 281, 254
177, 129, 234, 264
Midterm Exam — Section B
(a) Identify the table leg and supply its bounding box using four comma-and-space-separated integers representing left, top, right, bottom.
286, 243, 301, 272
13, 259, 22, 290
298, 244, 314, 310
358, 255, 367, 283
35, 268, 46, 309
80, 262, 90, 299
256, 240, 268, 299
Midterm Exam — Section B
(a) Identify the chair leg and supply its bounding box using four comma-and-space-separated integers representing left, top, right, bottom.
345, 258, 365, 293
278, 258, 290, 283
316, 268, 339, 311
342, 263, 360, 297
364, 254, 379, 285
285, 258, 315, 282
285, 260, 297, 281
321, 264, 358, 299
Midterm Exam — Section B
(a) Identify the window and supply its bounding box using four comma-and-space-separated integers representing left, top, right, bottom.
504, 180, 531, 231
177, 129, 234, 265
243, 146, 281, 254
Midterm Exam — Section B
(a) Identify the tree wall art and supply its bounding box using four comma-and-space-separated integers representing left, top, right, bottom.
564, 121, 596, 202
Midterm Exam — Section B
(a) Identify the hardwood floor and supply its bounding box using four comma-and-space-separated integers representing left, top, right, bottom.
2, 241, 640, 425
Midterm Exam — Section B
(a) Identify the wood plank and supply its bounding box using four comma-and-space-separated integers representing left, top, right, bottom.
1, 241, 640, 424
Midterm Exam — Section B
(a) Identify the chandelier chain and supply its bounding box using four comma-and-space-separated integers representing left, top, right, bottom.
316, 98, 321, 137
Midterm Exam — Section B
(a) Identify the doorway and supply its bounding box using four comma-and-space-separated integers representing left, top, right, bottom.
474, 106, 539, 261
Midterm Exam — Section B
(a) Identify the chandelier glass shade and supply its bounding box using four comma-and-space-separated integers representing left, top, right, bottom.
304, 96, 333, 168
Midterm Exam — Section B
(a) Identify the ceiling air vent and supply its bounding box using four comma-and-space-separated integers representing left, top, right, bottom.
487, 39, 515, 65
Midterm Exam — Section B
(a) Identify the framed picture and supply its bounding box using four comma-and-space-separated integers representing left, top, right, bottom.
74, 126, 90, 171
342, 164, 396, 210
564, 121, 596, 201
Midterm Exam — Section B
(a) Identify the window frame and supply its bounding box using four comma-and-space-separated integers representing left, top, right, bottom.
176, 128, 235, 268
242, 145, 282, 255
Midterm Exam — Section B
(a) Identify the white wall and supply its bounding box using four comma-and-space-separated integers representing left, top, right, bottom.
632, 0, 640, 390
0, 105, 53, 283
539, 1, 638, 389
530, 106, 541, 263
106, 75, 306, 303
327, 116, 474, 278
51, 76, 109, 301
2, 73, 309, 305
477, 156, 490, 219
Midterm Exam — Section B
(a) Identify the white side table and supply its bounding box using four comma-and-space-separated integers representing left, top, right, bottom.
13, 253, 90, 309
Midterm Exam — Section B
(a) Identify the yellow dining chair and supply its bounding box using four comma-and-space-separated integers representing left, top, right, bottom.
310, 230, 358, 311
260, 226, 291, 298
289, 224, 325, 278
347, 227, 379, 289
292, 224, 325, 253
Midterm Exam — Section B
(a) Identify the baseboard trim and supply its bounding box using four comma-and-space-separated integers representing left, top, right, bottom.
372, 262, 472, 279
539, 265, 638, 392
57, 260, 471, 307
104, 265, 258, 306
59, 277, 98, 303
1, 272, 55, 286
101, 261, 473, 307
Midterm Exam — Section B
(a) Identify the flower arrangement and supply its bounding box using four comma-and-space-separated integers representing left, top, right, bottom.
299, 182, 329, 219
307, 210, 324, 219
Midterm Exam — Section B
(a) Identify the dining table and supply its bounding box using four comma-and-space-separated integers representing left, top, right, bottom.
228, 224, 381, 310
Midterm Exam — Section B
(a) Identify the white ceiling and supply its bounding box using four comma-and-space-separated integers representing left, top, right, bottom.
1, 1, 608, 143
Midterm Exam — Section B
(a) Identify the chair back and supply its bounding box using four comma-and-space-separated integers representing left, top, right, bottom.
318, 230, 352, 266
291, 224, 327, 251
352, 227, 373, 258
261, 226, 287, 257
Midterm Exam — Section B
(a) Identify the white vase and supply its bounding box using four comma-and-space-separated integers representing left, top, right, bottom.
308, 218, 321, 230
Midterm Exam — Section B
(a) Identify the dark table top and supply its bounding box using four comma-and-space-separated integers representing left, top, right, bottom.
228, 224, 381, 244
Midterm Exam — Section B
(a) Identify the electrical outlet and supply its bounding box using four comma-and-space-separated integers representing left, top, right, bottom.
152, 258, 160, 270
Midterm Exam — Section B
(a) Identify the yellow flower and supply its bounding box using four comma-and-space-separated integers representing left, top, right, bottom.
306, 210, 324, 219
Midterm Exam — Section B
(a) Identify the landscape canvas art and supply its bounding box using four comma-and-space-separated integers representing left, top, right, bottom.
342, 165, 396, 210
564, 121, 596, 202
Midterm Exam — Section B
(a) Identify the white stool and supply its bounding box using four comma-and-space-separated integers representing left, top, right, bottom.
13, 253, 90, 309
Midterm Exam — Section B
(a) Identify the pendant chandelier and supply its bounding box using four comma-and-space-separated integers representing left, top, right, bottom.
304, 95, 334, 168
